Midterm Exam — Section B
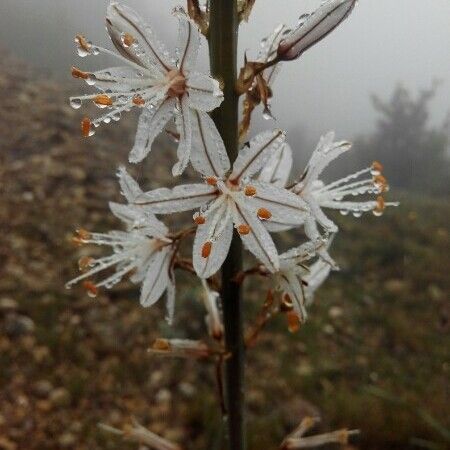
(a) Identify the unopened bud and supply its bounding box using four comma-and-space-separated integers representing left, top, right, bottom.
278, 0, 357, 61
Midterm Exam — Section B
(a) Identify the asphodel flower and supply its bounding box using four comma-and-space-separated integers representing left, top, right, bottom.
133, 128, 311, 278
66, 169, 178, 322
70, 2, 223, 175
260, 132, 398, 238
277, 0, 357, 61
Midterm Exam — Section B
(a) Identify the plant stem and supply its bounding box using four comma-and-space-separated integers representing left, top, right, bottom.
208, 2, 246, 450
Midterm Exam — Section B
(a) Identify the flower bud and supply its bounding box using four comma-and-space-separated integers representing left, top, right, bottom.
277, 0, 357, 61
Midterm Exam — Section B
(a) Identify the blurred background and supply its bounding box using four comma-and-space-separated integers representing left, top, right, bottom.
0, 1, 448, 449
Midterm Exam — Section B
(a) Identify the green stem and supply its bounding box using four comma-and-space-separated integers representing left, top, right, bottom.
208, 2, 246, 450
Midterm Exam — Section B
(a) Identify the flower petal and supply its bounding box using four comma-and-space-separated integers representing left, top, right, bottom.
190, 110, 230, 178
282, 272, 307, 320
109, 202, 170, 238
129, 97, 175, 164
232, 200, 279, 272
172, 95, 192, 176
140, 247, 172, 307
247, 181, 309, 228
304, 259, 332, 306
173, 6, 201, 72
135, 184, 218, 214
258, 141, 293, 187
90, 66, 143, 92
116, 166, 143, 202
186, 72, 224, 112
193, 200, 233, 278
295, 132, 351, 189
106, 2, 172, 74
230, 129, 286, 182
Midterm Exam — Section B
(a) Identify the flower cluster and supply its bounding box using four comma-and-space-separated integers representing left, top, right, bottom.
68, 0, 397, 335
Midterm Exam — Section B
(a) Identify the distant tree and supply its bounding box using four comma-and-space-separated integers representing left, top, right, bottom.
356, 83, 450, 195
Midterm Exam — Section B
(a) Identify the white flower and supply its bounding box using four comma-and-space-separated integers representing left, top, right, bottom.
70, 2, 223, 175
261, 132, 399, 238
134, 128, 310, 278
277, 0, 357, 61
275, 238, 336, 322
66, 169, 177, 322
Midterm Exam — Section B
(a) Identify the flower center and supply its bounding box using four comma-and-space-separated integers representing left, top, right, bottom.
166, 69, 186, 97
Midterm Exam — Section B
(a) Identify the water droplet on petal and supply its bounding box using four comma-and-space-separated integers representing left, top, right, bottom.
70, 98, 82, 109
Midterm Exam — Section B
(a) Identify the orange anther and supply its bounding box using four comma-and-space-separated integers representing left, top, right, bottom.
78, 256, 94, 271
81, 117, 92, 137
122, 33, 135, 47
286, 310, 301, 333
71, 66, 89, 80
376, 196, 385, 210
76, 229, 91, 240
237, 224, 251, 235
152, 338, 171, 351
132, 95, 146, 106
206, 177, 218, 186
194, 215, 206, 225
94, 94, 113, 106
244, 185, 257, 196
372, 161, 384, 173
82, 281, 98, 298
75, 34, 91, 52
373, 174, 388, 192
257, 207, 272, 220
202, 242, 212, 258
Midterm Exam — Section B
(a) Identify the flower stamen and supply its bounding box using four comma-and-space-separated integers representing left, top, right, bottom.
237, 224, 251, 235
202, 242, 212, 258
286, 310, 301, 333
132, 95, 146, 106
205, 176, 218, 186
71, 66, 90, 80
78, 256, 95, 271
81, 117, 93, 137
94, 94, 113, 107
257, 207, 272, 220
244, 185, 257, 196
373, 196, 386, 217
82, 281, 98, 298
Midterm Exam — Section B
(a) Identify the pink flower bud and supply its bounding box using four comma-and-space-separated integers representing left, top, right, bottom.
277, 0, 357, 61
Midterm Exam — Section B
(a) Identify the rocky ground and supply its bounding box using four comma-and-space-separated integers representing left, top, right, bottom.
0, 50, 449, 450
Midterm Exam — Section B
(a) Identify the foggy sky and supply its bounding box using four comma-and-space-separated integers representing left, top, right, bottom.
1, 0, 449, 144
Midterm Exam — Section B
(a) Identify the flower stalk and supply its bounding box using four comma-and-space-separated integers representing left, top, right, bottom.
208, 1, 246, 449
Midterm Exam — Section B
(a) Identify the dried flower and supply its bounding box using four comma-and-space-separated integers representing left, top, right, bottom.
70, 2, 223, 175
149, 338, 212, 359
280, 416, 359, 449
99, 420, 182, 450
